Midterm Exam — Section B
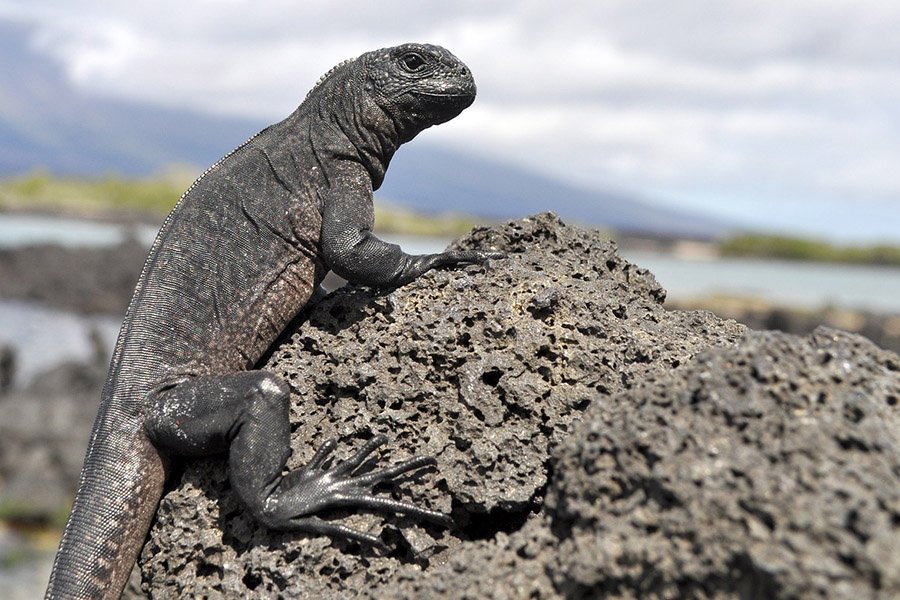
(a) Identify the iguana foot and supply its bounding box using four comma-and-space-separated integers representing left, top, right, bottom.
420, 249, 506, 271
258, 434, 452, 544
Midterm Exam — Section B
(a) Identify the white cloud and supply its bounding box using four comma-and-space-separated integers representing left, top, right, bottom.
2, 0, 898, 239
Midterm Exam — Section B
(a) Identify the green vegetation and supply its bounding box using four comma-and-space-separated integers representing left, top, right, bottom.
0, 498, 71, 530
0, 170, 188, 218
720, 233, 900, 267
0, 171, 485, 236
0, 545, 34, 569
374, 202, 482, 237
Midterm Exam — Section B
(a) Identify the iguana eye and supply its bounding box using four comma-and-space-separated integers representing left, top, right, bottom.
399, 52, 427, 72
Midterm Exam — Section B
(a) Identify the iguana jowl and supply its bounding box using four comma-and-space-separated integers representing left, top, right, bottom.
46, 43, 496, 600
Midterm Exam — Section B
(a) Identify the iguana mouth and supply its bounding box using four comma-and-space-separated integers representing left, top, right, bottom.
412, 90, 476, 111
414, 91, 474, 98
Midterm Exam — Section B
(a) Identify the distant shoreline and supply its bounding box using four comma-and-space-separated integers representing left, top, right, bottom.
0, 171, 481, 238
718, 233, 900, 269
2, 172, 899, 267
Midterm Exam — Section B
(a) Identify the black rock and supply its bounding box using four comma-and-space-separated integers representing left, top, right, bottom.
0, 359, 105, 522
135, 214, 765, 598
546, 327, 899, 599
0, 237, 146, 315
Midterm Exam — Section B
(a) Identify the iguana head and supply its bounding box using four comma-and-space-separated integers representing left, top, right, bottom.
362, 43, 476, 142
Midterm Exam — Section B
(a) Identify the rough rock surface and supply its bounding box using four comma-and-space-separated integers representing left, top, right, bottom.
545, 327, 899, 599
132, 214, 898, 599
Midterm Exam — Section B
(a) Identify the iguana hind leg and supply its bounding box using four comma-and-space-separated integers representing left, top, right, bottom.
145, 371, 449, 544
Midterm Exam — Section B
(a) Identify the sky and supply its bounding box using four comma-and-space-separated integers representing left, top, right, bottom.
1, 0, 899, 243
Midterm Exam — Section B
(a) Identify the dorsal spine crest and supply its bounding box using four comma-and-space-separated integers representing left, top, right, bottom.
306, 57, 355, 99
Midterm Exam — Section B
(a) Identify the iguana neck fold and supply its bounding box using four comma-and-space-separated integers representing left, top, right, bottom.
298, 63, 399, 190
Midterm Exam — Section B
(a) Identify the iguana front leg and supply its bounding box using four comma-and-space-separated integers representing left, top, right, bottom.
145, 371, 448, 544
321, 164, 502, 289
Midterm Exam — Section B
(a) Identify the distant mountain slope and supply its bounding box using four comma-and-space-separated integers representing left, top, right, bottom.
380, 145, 728, 238
0, 20, 731, 238
0, 22, 263, 175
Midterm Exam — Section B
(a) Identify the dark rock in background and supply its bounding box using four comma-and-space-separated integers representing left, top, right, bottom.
0, 358, 105, 522
0, 238, 145, 315
0, 345, 14, 393
668, 297, 900, 355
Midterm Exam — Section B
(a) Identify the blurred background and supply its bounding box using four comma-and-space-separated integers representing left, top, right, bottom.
1, 1, 898, 596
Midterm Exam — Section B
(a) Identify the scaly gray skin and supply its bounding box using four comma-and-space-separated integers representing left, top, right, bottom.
46, 43, 498, 600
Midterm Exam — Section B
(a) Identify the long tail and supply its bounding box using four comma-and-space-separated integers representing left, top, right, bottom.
45, 407, 167, 600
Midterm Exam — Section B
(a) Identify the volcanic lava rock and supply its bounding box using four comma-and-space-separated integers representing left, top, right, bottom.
133, 214, 897, 599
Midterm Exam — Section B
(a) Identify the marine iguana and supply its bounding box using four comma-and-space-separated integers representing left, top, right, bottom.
46, 43, 498, 599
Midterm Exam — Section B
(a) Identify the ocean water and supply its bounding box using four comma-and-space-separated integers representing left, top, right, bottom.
0, 299, 120, 388
0, 213, 157, 247
624, 250, 900, 313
